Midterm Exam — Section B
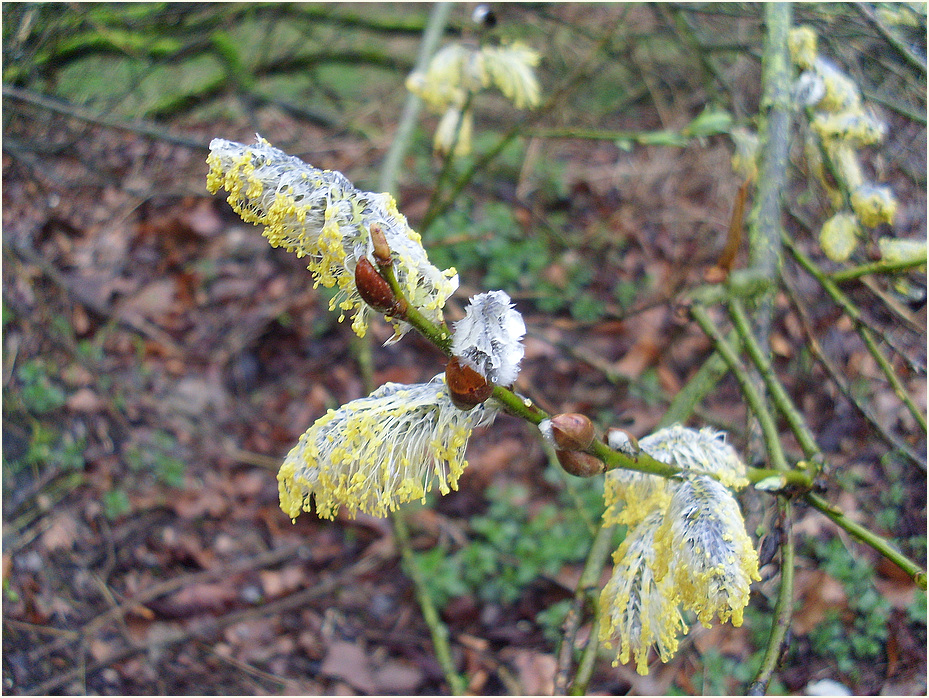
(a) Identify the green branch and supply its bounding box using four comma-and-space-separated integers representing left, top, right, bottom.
693, 300, 925, 583
392, 508, 467, 694
783, 232, 927, 433
780, 273, 926, 469
830, 256, 928, 283
748, 2, 791, 339
804, 493, 927, 591
383, 266, 816, 491
376, 10, 462, 696
689, 304, 791, 472
749, 499, 795, 695
727, 298, 821, 460
566, 523, 616, 696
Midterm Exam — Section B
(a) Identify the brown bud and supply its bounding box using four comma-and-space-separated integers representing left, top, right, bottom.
370, 224, 392, 267
556, 449, 605, 478
605, 428, 640, 457
550, 413, 595, 451
445, 356, 493, 410
355, 257, 397, 313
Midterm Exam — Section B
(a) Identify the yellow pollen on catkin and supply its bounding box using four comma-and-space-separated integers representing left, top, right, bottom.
206, 137, 459, 340
276, 377, 496, 520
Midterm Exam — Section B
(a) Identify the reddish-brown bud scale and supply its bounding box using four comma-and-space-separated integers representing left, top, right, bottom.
355, 257, 397, 312
370, 224, 392, 267
550, 413, 595, 451
556, 449, 605, 478
445, 356, 493, 410
605, 428, 640, 458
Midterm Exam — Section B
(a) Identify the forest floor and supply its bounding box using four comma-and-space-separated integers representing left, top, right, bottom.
2, 4, 926, 695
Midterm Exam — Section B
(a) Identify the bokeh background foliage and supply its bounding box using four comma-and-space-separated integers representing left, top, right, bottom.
3, 3, 926, 695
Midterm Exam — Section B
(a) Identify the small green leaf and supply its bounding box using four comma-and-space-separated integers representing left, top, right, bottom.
754, 475, 787, 492
103, 489, 132, 520
683, 108, 734, 137
638, 130, 689, 147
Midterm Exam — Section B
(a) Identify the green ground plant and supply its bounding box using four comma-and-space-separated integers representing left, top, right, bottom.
202, 4, 925, 693
413, 481, 607, 609
806, 536, 892, 679
4, 3, 924, 695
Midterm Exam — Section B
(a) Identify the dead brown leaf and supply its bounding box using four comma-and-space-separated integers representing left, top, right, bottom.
259, 565, 306, 599
149, 582, 239, 619
321, 640, 377, 694
115, 279, 176, 322
372, 658, 424, 694
66, 387, 105, 413
792, 568, 848, 635
39, 512, 79, 551
500, 647, 557, 695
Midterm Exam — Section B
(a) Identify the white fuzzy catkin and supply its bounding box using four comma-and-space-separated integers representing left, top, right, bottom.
652, 474, 761, 628
451, 290, 526, 385
278, 375, 497, 520
207, 136, 458, 340
599, 511, 688, 675
819, 211, 861, 262
603, 424, 749, 527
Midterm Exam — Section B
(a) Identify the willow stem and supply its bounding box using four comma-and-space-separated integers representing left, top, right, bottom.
830, 256, 927, 283
391, 507, 467, 695
378, 9, 463, 696
804, 493, 927, 590
783, 232, 927, 433
689, 304, 791, 472
727, 298, 821, 460
749, 499, 795, 695
381, 275, 815, 489
747, 2, 791, 341
565, 523, 615, 696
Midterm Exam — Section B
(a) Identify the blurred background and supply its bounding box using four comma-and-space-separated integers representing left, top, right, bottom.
2, 3, 925, 694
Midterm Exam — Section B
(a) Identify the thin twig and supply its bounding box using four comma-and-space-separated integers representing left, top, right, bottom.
783, 232, 927, 433
695, 297, 927, 584
727, 298, 821, 461
23, 552, 384, 696
689, 304, 791, 473
788, 211, 926, 356
27, 543, 305, 665
421, 91, 475, 226
420, 16, 624, 233
375, 11, 462, 691
3, 85, 208, 151
391, 508, 467, 695
830, 256, 927, 283
781, 273, 926, 470
748, 499, 795, 695
858, 274, 926, 336
661, 4, 728, 105
860, 86, 927, 126
561, 523, 616, 695
804, 493, 927, 590
852, 3, 927, 75
659, 328, 741, 428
